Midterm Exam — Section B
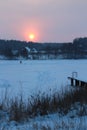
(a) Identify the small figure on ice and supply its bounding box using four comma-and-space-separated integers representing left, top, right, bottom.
20, 60, 22, 64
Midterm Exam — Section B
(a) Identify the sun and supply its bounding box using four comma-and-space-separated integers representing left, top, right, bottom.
29, 34, 35, 41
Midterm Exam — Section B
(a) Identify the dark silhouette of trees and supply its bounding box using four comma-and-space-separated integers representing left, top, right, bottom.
0, 37, 87, 59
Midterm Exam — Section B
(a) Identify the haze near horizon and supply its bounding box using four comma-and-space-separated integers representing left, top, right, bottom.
0, 0, 87, 42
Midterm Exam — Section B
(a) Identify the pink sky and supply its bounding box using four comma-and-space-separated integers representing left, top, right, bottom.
0, 0, 87, 42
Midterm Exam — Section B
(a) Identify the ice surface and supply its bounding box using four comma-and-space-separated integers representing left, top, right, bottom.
0, 60, 87, 98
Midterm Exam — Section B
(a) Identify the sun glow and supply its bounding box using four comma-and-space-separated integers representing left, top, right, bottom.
29, 34, 35, 41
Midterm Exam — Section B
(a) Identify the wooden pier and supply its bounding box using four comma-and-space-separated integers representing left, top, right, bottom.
68, 77, 87, 88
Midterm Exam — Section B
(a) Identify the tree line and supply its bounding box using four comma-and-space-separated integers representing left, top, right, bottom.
0, 37, 87, 59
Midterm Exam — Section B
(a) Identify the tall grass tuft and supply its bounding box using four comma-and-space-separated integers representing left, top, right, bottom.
0, 86, 87, 122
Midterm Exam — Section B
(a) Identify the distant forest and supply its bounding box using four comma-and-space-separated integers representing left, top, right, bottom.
0, 37, 87, 60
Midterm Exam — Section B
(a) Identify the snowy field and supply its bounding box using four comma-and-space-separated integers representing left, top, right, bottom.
0, 60, 87, 130
0, 60, 87, 99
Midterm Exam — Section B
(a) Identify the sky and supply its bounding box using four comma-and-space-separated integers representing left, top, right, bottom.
0, 0, 87, 42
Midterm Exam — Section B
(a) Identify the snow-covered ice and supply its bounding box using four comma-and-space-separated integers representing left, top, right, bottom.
0, 60, 87, 98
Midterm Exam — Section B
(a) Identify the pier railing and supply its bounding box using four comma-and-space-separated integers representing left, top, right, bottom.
68, 77, 87, 88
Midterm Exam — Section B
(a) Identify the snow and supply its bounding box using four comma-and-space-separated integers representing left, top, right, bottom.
25, 47, 31, 52
0, 55, 7, 60
32, 48, 38, 53
0, 60, 87, 129
12, 50, 18, 55
0, 113, 87, 130
0, 60, 87, 98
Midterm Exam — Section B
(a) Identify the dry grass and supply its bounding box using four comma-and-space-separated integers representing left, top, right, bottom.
0, 86, 87, 122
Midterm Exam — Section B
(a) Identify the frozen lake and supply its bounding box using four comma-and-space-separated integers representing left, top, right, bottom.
0, 60, 87, 98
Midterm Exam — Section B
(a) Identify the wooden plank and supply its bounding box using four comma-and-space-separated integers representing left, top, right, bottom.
68, 77, 87, 88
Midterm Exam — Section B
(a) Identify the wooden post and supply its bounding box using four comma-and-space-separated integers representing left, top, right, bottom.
71, 78, 74, 86
68, 76, 87, 88
81, 81, 85, 87
75, 80, 79, 86
68, 77, 74, 86
86, 83, 87, 87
